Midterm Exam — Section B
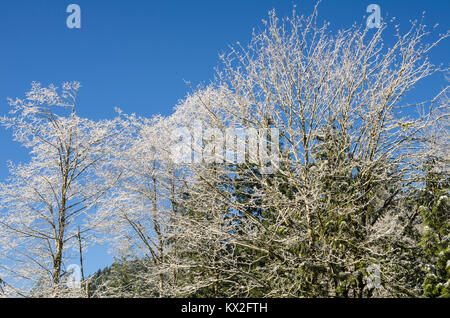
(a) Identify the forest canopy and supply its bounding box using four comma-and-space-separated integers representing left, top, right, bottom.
0, 7, 448, 298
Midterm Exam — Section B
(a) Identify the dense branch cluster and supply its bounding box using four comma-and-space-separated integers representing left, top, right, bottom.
0, 8, 448, 298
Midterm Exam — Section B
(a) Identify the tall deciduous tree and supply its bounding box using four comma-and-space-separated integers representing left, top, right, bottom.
162, 7, 448, 297
0, 82, 121, 296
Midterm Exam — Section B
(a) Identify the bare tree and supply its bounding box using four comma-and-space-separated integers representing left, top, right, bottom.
0, 82, 121, 296
94, 113, 188, 297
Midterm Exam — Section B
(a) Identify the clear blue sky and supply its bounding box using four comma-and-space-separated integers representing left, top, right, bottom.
0, 0, 448, 276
